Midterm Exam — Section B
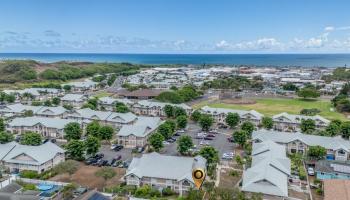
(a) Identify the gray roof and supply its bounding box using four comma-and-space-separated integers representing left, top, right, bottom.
201, 106, 263, 120
242, 140, 290, 197
61, 94, 86, 102
35, 106, 67, 116
8, 116, 78, 129
68, 108, 137, 123
0, 193, 39, 200
134, 100, 191, 110
0, 141, 64, 166
3, 88, 59, 96
272, 112, 330, 125
117, 116, 162, 137
0, 104, 42, 114
126, 152, 206, 183
98, 96, 133, 105
63, 80, 97, 88
253, 129, 350, 151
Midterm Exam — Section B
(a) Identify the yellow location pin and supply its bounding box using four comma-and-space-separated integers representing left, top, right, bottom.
192, 168, 206, 189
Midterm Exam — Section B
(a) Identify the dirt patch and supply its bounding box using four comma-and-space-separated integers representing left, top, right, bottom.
219, 168, 242, 188
221, 99, 256, 105
50, 163, 126, 190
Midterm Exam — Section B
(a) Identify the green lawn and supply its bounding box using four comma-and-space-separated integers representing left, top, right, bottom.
193, 98, 348, 121
93, 91, 112, 98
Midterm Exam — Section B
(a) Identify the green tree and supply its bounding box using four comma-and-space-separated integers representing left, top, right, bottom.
199, 146, 219, 166
62, 183, 78, 200
95, 167, 116, 186
177, 135, 193, 154
157, 123, 173, 139
0, 131, 14, 144
63, 84, 72, 92
261, 117, 273, 129
191, 110, 202, 122
326, 120, 342, 136
225, 113, 240, 128
297, 87, 320, 99
98, 125, 114, 140
164, 105, 174, 118
85, 135, 101, 156
308, 145, 327, 160
241, 121, 255, 136
20, 132, 42, 146
63, 104, 73, 110
65, 140, 86, 161
0, 118, 5, 131
107, 74, 117, 86
174, 107, 187, 117
86, 121, 101, 137
233, 130, 248, 147
149, 132, 164, 152
155, 91, 184, 104
341, 121, 350, 139
64, 122, 82, 141
44, 100, 52, 106
52, 97, 61, 105
24, 110, 34, 117
300, 119, 316, 134
114, 102, 129, 113
199, 114, 214, 131
176, 115, 187, 129
5, 94, 15, 103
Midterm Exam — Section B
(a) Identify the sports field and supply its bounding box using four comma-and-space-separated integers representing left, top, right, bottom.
193, 98, 347, 121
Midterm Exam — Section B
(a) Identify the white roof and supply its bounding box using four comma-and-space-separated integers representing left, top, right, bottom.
8, 116, 78, 130
0, 141, 64, 166
253, 129, 350, 151
272, 112, 330, 125
117, 116, 162, 137
134, 100, 191, 110
242, 140, 290, 197
98, 96, 133, 105
68, 108, 137, 124
3, 88, 59, 96
201, 106, 263, 120
63, 80, 97, 88
0, 104, 67, 116
61, 94, 86, 102
126, 152, 206, 184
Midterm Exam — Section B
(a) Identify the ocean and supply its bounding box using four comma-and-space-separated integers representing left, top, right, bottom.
1, 53, 350, 67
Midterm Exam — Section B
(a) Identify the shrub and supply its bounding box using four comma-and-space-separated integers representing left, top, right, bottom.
19, 170, 39, 179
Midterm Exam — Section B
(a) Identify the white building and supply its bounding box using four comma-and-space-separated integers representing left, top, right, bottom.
125, 152, 206, 196
242, 140, 290, 197
0, 141, 65, 173
131, 100, 192, 117
272, 112, 330, 132
98, 96, 133, 111
6, 116, 85, 138
117, 116, 162, 148
200, 106, 263, 126
253, 129, 350, 161
61, 94, 87, 107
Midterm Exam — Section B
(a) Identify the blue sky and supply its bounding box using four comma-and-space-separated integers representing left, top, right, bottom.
1, 0, 350, 53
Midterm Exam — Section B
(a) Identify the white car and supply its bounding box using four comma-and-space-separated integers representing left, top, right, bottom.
162, 141, 170, 145
307, 167, 315, 176
200, 140, 210, 146
222, 152, 234, 159
110, 144, 117, 150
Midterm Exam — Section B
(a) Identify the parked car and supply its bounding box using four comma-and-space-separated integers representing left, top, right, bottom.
162, 141, 170, 145
204, 136, 214, 140
98, 160, 108, 167
137, 147, 145, 153
110, 144, 118, 150
113, 160, 122, 167
200, 140, 210, 146
206, 134, 216, 137
85, 157, 97, 165
222, 152, 234, 159
227, 137, 234, 143
167, 137, 176, 143
94, 153, 104, 159
307, 167, 315, 176
113, 145, 124, 151
114, 155, 122, 161
177, 129, 185, 133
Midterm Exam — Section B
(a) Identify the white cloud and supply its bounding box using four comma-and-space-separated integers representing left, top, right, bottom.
324, 26, 335, 32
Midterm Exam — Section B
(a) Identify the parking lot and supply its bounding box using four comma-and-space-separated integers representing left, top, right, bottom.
162, 122, 235, 160
99, 145, 134, 163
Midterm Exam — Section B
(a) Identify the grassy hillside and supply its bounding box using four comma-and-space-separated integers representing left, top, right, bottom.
0, 60, 144, 88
